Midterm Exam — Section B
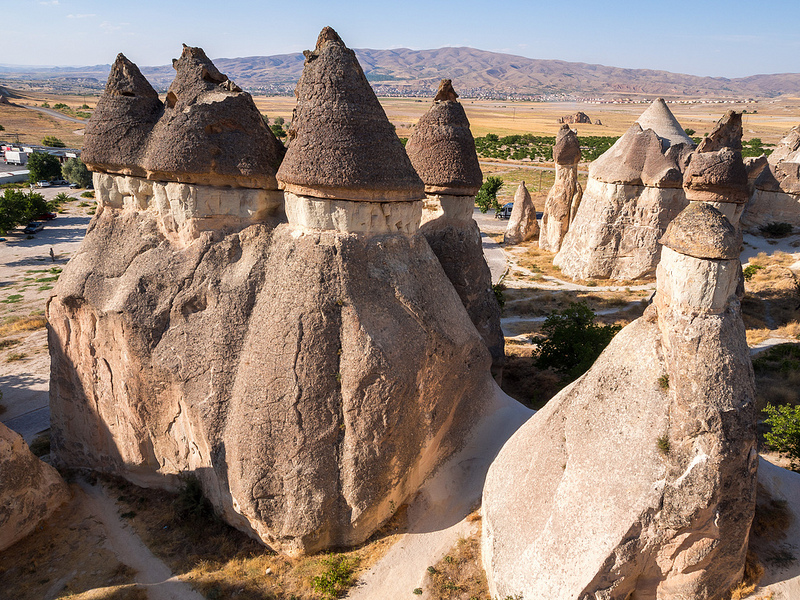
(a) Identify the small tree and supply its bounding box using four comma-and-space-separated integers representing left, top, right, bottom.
62, 157, 92, 187
763, 404, 800, 470
535, 301, 621, 381
0, 189, 47, 233
684, 128, 696, 136
476, 175, 504, 213
270, 123, 286, 139
42, 136, 66, 148
273, 116, 285, 126
27, 152, 62, 182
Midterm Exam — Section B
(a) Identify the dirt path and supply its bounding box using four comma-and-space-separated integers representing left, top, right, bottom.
21, 104, 87, 125
78, 481, 205, 600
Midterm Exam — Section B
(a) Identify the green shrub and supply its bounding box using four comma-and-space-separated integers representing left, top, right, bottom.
492, 282, 506, 312
41, 136, 65, 148
759, 222, 793, 238
311, 554, 359, 598
80, 191, 95, 199
743, 264, 764, 281
763, 404, 800, 469
476, 176, 503, 214
535, 301, 621, 381
657, 435, 670, 455
174, 474, 214, 521
753, 343, 800, 374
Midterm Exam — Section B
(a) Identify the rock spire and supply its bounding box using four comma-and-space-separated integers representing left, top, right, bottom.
539, 125, 582, 252
504, 182, 539, 244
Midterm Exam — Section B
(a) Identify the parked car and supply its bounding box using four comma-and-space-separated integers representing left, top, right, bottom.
23, 222, 45, 234
37, 181, 51, 187
52, 179, 67, 185
37, 212, 57, 220
497, 203, 514, 219
68, 182, 79, 189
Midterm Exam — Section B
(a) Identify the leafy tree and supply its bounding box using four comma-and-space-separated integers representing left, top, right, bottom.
684, 128, 696, 136
62, 157, 92, 187
476, 175, 504, 213
27, 152, 62, 182
535, 301, 621, 381
270, 123, 286, 139
763, 404, 800, 470
41, 101, 50, 108
42, 136, 66, 148
52, 103, 68, 110
80, 103, 90, 109
273, 116, 285, 126
0, 189, 47, 233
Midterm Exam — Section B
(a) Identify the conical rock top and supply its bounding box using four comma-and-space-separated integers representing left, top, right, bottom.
636, 98, 695, 148
276, 27, 424, 202
82, 53, 164, 176
553, 124, 580, 166
143, 44, 285, 188
504, 182, 538, 244
406, 80, 482, 196
697, 110, 743, 153
660, 201, 740, 259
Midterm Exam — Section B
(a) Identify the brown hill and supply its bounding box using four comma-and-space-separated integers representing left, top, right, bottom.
2, 47, 800, 98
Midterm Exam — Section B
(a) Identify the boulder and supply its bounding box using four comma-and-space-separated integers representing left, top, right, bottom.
49, 28, 492, 556
483, 201, 757, 600
554, 99, 694, 280
742, 124, 800, 229
0, 423, 69, 551
504, 182, 538, 244
539, 124, 582, 252
407, 79, 504, 378
558, 111, 591, 125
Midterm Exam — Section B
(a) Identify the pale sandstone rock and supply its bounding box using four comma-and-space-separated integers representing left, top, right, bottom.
0, 423, 69, 551
540, 125, 582, 252
504, 182, 538, 244
483, 202, 756, 600
554, 99, 694, 280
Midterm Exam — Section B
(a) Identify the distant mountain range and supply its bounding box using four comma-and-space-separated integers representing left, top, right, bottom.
2, 47, 800, 99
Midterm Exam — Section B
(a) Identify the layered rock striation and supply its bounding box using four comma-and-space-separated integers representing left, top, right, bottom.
483, 200, 757, 599
49, 29, 493, 556
742, 124, 800, 229
406, 79, 504, 378
554, 98, 695, 280
539, 125, 582, 252
0, 423, 69, 551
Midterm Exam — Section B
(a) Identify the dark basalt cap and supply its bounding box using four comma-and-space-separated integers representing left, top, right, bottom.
405, 79, 482, 196
590, 123, 683, 188
276, 27, 424, 202
683, 111, 748, 203
82, 54, 164, 177
660, 202, 740, 260
143, 45, 285, 188
553, 124, 581, 166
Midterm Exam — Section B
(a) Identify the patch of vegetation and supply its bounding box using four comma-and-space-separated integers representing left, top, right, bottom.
729, 551, 765, 600
78, 201, 90, 207
759, 222, 793, 238
80, 191, 95, 199
26, 151, 61, 182
743, 264, 765, 281
62, 157, 92, 188
1, 294, 23, 304
657, 435, 670, 456
474, 133, 618, 162
492, 282, 506, 312
0, 315, 47, 336
424, 524, 488, 599
0, 188, 49, 235
658, 374, 670, 390
29, 432, 51, 457
742, 137, 775, 158
175, 473, 215, 522
0, 338, 21, 350
475, 175, 504, 214
311, 554, 360, 598
753, 344, 800, 375
535, 301, 621, 382
41, 136, 65, 148
6, 352, 27, 362
763, 403, 800, 470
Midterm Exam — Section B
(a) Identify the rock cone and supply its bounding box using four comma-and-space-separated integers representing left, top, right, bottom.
276, 27, 424, 202
504, 182, 538, 244
636, 97, 695, 148
554, 99, 695, 280
0, 423, 69, 551
483, 201, 756, 600
408, 79, 504, 378
539, 125, 582, 252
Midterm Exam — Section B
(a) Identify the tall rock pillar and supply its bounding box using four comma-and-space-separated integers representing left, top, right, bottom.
539, 124, 582, 252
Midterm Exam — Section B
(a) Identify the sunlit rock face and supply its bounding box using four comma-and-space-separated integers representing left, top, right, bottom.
539, 124, 582, 253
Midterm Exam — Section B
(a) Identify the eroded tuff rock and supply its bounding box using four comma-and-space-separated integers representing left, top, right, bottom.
83, 48, 285, 189
50, 28, 492, 556
554, 99, 694, 280
483, 201, 756, 600
504, 182, 538, 244
0, 423, 69, 551
743, 124, 800, 229
407, 80, 504, 378
539, 125, 582, 252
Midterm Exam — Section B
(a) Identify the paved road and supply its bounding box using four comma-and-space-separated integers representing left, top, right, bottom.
479, 160, 589, 174
3, 407, 49, 444
21, 104, 86, 124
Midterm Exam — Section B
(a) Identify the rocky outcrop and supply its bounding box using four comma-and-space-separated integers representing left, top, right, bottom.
50, 29, 493, 556
407, 79, 504, 378
554, 98, 695, 280
0, 423, 69, 551
504, 182, 538, 244
742, 124, 800, 229
483, 200, 757, 600
558, 111, 591, 125
539, 125, 582, 252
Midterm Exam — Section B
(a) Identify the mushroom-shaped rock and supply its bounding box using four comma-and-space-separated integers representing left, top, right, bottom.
82, 54, 164, 177
406, 79, 482, 196
540, 125, 583, 252
409, 79, 503, 379
144, 44, 285, 189
484, 202, 756, 600
504, 182, 538, 244
276, 27, 424, 202
660, 200, 740, 260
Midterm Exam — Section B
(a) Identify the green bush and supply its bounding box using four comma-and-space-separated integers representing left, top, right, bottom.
535, 301, 621, 381
311, 554, 360, 598
759, 222, 793, 238
42, 136, 66, 148
476, 175, 504, 214
763, 404, 800, 469
27, 151, 62, 182
174, 474, 214, 521
743, 264, 764, 281
492, 282, 506, 312
62, 157, 92, 187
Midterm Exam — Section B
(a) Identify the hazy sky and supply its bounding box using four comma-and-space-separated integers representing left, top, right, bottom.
4, 0, 799, 78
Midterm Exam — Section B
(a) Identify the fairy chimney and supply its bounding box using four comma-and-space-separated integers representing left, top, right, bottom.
539, 124, 582, 252
504, 182, 538, 244
406, 79, 504, 378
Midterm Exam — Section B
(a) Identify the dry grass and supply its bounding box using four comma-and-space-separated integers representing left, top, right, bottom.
730, 551, 766, 600
0, 315, 48, 337
5, 351, 27, 362
745, 482, 796, 596
0, 102, 87, 148
423, 518, 488, 599
501, 342, 562, 409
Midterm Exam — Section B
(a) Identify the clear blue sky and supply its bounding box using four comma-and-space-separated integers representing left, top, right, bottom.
4, 0, 799, 78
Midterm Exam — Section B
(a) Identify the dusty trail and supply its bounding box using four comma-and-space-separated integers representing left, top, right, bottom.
78, 481, 205, 600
